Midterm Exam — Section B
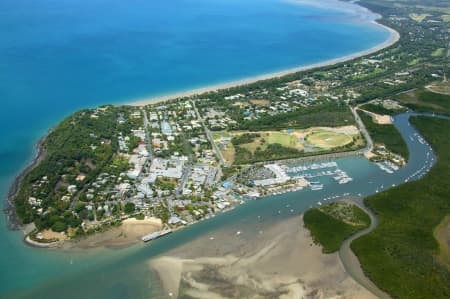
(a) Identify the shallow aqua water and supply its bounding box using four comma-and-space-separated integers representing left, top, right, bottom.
0, 0, 394, 297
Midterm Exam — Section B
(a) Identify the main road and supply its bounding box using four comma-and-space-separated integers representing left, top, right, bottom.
192, 101, 226, 165
142, 108, 153, 161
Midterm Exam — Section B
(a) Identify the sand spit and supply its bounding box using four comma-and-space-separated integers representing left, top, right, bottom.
149, 216, 375, 299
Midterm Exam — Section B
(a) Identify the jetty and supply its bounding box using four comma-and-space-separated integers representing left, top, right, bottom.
141, 229, 172, 242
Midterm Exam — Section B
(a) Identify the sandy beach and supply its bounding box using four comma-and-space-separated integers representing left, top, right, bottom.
130, 22, 399, 107
149, 215, 376, 299
58, 217, 163, 250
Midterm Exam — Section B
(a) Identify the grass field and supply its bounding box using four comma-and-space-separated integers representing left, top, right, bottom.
266, 132, 298, 148
351, 117, 450, 299
232, 131, 304, 156
409, 13, 431, 22
431, 48, 445, 57
305, 130, 353, 149
304, 202, 371, 253
407, 58, 421, 66
214, 128, 361, 164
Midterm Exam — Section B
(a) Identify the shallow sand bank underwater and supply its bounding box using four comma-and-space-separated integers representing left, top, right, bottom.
150, 216, 376, 298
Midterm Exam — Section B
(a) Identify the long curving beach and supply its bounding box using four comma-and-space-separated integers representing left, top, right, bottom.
131, 22, 399, 107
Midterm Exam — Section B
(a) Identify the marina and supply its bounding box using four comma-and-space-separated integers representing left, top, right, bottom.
375, 161, 399, 174
284, 161, 354, 190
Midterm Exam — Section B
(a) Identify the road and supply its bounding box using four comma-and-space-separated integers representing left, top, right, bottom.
176, 164, 192, 198
192, 101, 226, 165
352, 106, 373, 153
142, 109, 153, 160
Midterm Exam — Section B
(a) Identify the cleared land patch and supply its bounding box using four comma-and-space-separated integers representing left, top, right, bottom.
358, 108, 392, 124
212, 132, 235, 165
249, 99, 270, 106
426, 81, 450, 95
434, 215, 450, 269
359, 103, 406, 116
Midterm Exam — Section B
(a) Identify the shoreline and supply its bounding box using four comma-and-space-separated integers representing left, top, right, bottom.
4, 135, 48, 231
130, 21, 399, 107
3, 2, 400, 242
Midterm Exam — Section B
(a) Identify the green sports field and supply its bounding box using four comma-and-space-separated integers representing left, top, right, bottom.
305, 130, 353, 149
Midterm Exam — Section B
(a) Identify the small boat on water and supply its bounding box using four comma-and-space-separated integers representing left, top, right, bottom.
310, 184, 324, 190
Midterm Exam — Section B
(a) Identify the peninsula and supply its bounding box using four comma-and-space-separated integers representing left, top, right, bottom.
6, 0, 448, 251
2, 0, 450, 298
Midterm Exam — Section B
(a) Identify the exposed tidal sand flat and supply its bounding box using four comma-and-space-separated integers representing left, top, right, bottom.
150, 216, 375, 298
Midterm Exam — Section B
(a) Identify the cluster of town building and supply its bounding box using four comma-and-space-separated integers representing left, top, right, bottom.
24, 5, 449, 240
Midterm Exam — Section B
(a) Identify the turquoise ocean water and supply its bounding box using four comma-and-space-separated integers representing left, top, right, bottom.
0, 0, 396, 297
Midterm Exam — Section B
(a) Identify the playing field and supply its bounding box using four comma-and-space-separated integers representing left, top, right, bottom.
305, 130, 353, 149
409, 13, 430, 23
266, 132, 298, 148
213, 128, 357, 164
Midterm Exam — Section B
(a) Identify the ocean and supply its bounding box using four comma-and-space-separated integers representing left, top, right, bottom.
0, 0, 392, 297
